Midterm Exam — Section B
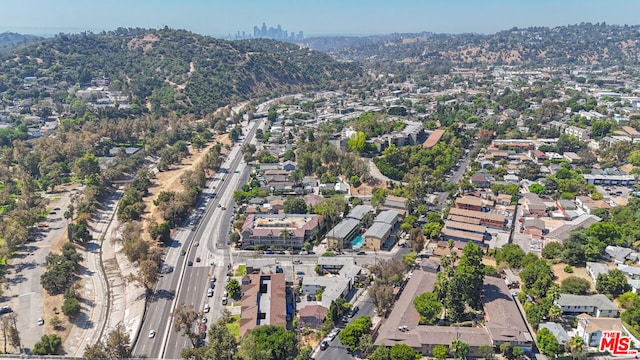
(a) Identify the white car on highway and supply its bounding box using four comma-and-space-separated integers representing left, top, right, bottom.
204, 304, 210, 313
149, 330, 156, 338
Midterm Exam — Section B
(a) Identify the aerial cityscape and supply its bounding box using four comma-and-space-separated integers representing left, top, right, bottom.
2, 1, 640, 360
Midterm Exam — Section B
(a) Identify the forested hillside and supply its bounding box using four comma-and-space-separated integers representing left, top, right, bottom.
314, 23, 640, 67
0, 27, 361, 115
0, 32, 42, 52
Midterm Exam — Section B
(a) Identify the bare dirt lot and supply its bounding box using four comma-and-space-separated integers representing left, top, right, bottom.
552, 263, 595, 291
140, 134, 232, 241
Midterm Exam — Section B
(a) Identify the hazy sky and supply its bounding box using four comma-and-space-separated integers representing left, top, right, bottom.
2, 0, 640, 37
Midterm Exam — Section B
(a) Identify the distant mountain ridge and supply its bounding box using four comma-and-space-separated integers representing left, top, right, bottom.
303, 23, 640, 67
0, 32, 42, 52
0, 28, 360, 115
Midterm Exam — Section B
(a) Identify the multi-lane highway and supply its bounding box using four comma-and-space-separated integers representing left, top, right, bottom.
132, 118, 260, 359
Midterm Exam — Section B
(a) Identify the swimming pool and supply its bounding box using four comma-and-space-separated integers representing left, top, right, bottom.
352, 235, 364, 248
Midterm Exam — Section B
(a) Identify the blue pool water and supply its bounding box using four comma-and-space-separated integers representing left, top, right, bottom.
352, 235, 364, 248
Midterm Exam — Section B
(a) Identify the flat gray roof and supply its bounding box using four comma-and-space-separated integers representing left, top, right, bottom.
364, 222, 392, 240
374, 210, 398, 225
326, 218, 360, 240
347, 205, 374, 221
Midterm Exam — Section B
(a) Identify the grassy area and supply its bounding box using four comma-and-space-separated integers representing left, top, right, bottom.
226, 314, 241, 338
235, 264, 246, 276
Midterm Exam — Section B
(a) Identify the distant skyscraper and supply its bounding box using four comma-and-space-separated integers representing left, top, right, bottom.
232, 22, 303, 41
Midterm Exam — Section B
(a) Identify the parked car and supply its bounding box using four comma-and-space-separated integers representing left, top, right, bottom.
320, 340, 329, 351
37, 318, 44, 326
0, 306, 12, 315
222, 297, 228, 305
203, 304, 210, 313
207, 288, 213, 297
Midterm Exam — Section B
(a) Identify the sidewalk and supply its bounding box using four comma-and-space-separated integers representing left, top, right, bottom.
63, 189, 146, 356
65, 192, 119, 356
100, 189, 146, 349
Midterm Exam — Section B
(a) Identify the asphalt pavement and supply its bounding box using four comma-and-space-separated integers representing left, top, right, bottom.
1, 189, 73, 352
132, 119, 260, 359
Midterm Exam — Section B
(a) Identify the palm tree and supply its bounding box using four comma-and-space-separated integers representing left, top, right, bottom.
548, 306, 562, 322
566, 335, 585, 359
546, 284, 560, 302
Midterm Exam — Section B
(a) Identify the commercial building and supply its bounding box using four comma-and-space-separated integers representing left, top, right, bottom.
240, 272, 287, 337
240, 214, 322, 249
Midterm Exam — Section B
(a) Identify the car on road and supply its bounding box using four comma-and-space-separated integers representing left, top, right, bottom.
326, 328, 340, 341
187, 261, 193, 266
293, 260, 302, 264
200, 323, 207, 333
194, 242, 199, 247
37, 318, 44, 326
357, 251, 366, 255
222, 297, 228, 305
201, 317, 207, 323
149, 330, 156, 338
207, 288, 213, 297
265, 250, 274, 254
0, 306, 12, 315
341, 315, 348, 324
319, 340, 329, 351
209, 279, 215, 289
203, 304, 210, 313
181, 250, 186, 256
196, 257, 201, 263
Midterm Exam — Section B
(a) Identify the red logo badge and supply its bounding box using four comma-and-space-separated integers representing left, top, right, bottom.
599, 331, 638, 356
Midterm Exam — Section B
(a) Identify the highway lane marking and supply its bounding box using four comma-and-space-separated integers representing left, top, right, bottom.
18, 291, 35, 297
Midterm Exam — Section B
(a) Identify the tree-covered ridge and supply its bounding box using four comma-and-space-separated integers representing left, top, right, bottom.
0, 28, 361, 115
323, 23, 640, 67
0, 32, 42, 53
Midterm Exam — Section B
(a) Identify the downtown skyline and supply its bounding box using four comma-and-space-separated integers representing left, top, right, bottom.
1, 0, 640, 38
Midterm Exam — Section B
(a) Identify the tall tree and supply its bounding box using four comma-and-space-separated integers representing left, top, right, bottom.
203, 320, 237, 360
172, 304, 201, 347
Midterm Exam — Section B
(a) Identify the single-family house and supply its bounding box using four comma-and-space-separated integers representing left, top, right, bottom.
605, 245, 638, 265
539, 322, 570, 345
298, 305, 327, 329
522, 193, 547, 217
576, 314, 627, 348
586, 262, 611, 283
